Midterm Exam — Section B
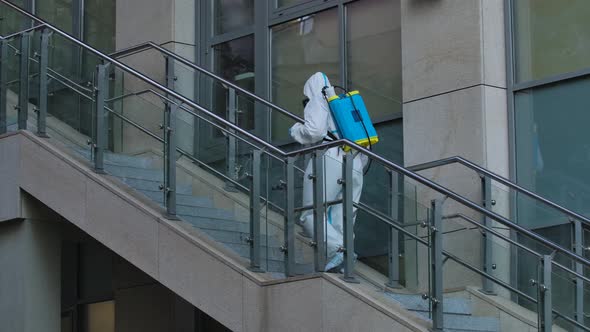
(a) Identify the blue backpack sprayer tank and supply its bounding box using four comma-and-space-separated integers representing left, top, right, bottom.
320, 73, 379, 153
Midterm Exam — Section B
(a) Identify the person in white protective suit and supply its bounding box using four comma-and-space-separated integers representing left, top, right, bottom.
289, 72, 368, 272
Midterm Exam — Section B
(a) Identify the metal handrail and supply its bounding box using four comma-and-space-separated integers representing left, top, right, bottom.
408, 156, 590, 228
109, 41, 305, 124
356, 202, 537, 301
0, 23, 46, 40
445, 213, 590, 286
0, 0, 286, 157
359, 202, 590, 332
4, 0, 590, 272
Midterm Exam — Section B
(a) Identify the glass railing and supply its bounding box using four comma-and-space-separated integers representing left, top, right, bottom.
5, 1, 590, 330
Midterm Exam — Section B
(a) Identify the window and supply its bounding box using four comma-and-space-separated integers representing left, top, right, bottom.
271, 8, 339, 140
347, 0, 401, 121
84, 0, 115, 52
515, 76, 590, 227
213, 35, 255, 130
513, 0, 590, 82
83, 301, 115, 332
214, 0, 254, 35
36, 0, 74, 34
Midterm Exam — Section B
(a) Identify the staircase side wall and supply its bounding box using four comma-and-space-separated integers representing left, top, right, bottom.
0, 131, 427, 332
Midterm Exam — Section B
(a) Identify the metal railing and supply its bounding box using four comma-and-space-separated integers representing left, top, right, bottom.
2, 2, 590, 330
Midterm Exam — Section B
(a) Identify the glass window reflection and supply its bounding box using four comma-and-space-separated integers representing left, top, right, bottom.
271, 9, 339, 141
213, 35, 255, 130
515, 76, 590, 228
214, 0, 254, 35
513, 0, 590, 82
347, 0, 402, 121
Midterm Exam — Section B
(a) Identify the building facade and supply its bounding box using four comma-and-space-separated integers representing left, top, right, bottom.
1, 0, 590, 331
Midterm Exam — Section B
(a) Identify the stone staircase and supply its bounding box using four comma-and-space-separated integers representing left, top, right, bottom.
6, 92, 504, 330
72, 147, 292, 274
72, 147, 502, 332
386, 293, 500, 332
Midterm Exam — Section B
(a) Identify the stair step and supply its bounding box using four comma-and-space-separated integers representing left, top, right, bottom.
223, 242, 286, 261
198, 228, 283, 248
140, 190, 213, 208
413, 312, 498, 332
71, 147, 156, 169
113, 176, 192, 194
176, 205, 236, 220
442, 315, 499, 332
178, 215, 249, 233
105, 164, 164, 181
387, 293, 472, 315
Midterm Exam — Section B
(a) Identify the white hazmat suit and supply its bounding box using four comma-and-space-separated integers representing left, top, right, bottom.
290, 72, 368, 271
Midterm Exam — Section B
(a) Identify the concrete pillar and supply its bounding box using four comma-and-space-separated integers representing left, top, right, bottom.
0, 218, 61, 332
114, 0, 196, 156
401, 0, 509, 293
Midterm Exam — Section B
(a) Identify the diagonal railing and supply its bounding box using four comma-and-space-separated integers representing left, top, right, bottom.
2, 1, 590, 330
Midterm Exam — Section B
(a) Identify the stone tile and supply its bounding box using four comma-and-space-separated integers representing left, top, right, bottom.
20, 138, 87, 223
158, 224, 244, 332
0, 135, 20, 221
265, 278, 322, 332
500, 311, 534, 332
402, 0, 483, 101
469, 294, 500, 318
322, 280, 411, 332
85, 179, 159, 278
483, 86, 509, 176
242, 277, 265, 332
404, 86, 485, 166
441, 228, 482, 290
482, 0, 507, 88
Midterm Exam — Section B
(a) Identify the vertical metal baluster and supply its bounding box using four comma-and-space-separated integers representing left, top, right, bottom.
163, 55, 175, 208
386, 170, 402, 288
94, 62, 110, 174
430, 199, 444, 331
341, 152, 359, 283
313, 149, 326, 272
36, 29, 50, 137
481, 176, 495, 294
283, 156, 296, 277
0, 38, 7, 135
18, 32, 31, 130
165, 102, 179, 219
227, 87, 237, 187
573, 219, 583, 332
248, 149, 263, 272
538, 255, 553, 332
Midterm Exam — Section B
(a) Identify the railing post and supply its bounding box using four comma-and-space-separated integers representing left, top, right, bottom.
430, 199, 444, 331
573, 219, 584, 332
538, 255, 553, 332
227, 87, 238, 186
0, 38, 7, 135
248, 149, 263, 272
313, 149, 326, 272
94, 62, 110, 174
36, 29, 50, 138
341, 152, 359, 283
386, 171, 402, 288
164, 102, 179, 218
283, 156, 296, 277
18, 32, 31, 130
481, 176, 495, 294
